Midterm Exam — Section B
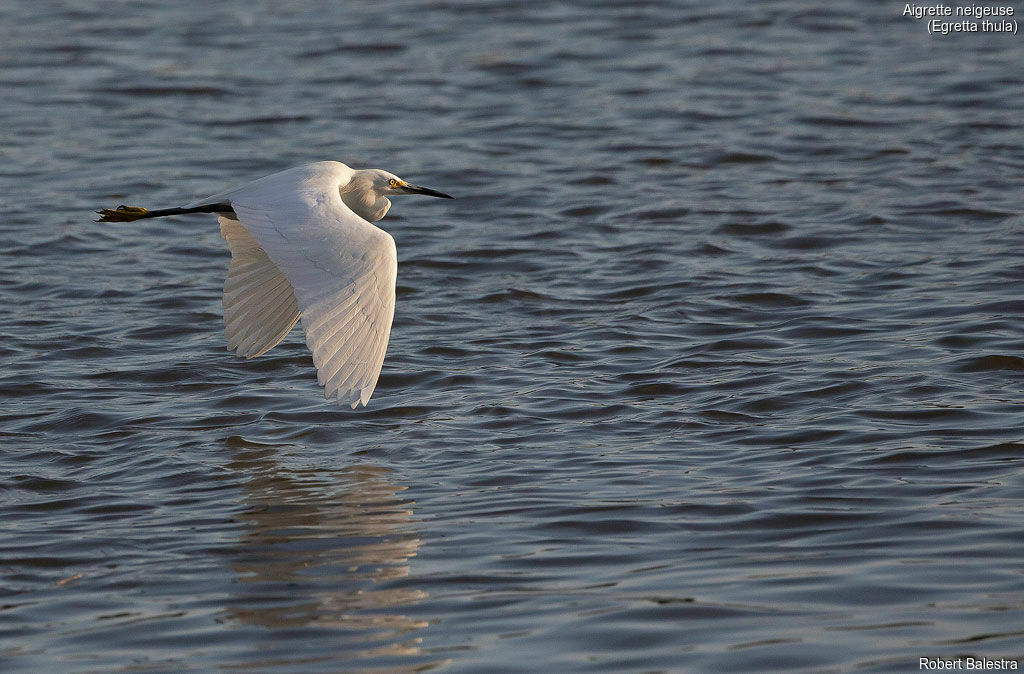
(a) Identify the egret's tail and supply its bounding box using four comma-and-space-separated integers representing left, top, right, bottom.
95, 202, 234, 223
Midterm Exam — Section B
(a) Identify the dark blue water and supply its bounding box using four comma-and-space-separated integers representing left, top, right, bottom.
2, 1, 1023, 671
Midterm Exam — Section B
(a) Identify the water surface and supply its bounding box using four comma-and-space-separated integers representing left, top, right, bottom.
2, 1, 1024, 671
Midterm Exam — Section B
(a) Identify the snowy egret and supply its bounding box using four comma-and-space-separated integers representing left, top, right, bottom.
97, 161, 454, 408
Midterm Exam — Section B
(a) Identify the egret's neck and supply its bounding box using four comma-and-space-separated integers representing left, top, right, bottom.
339, 173, 391, 222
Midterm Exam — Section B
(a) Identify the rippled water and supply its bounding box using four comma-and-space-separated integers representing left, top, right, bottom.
2, 1, 1024, 671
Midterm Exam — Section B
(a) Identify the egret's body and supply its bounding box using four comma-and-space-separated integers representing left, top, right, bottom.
98, 161, 453, 408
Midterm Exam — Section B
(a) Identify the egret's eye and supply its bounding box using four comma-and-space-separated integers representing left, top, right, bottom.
388, 179, 397, 187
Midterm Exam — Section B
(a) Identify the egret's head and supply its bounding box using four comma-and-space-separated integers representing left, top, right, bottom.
342, 168, 454, 223
366, 169, 455, 200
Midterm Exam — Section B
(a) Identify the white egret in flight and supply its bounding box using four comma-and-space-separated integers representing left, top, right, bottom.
97, 161, 454, 408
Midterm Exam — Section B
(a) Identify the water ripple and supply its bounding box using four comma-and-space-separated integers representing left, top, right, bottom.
1, 0, 1023, 671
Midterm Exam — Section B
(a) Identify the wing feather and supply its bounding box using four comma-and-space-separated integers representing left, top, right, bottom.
215, 163, 397, 408
310, 289, 378, 375
218, 217, 301, 359
326, 310, 391, 404
224, 275, 295, 328
223, 266, 292, 310
234, 288, 298, 356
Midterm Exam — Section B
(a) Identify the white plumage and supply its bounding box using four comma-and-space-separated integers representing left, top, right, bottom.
99, 161, 453, 408
219, 217, 301, 359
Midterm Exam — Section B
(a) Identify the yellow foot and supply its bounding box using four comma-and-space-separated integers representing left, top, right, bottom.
95, 205, 149, 222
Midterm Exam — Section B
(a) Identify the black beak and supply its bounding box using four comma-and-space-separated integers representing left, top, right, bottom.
401, 183, 455, 199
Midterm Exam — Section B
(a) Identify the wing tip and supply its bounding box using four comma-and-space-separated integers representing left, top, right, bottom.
322, 384, 373, 409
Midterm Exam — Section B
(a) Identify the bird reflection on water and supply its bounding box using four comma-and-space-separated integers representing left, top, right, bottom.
221, 440, 444, 670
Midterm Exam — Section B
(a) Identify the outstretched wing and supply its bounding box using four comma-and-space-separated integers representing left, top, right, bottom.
218, 217, 301, 359
216, 163, 398, 409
